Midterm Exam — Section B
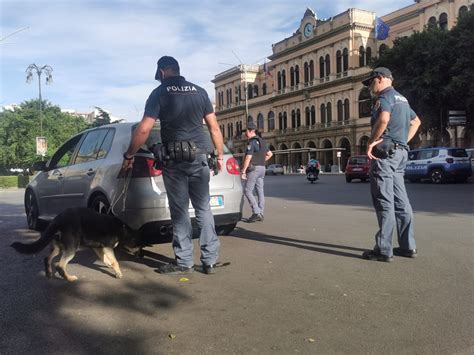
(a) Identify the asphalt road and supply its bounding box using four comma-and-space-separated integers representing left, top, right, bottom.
0, 175, 473, 354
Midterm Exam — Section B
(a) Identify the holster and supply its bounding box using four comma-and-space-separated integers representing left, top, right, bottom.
373, 138, 395, 159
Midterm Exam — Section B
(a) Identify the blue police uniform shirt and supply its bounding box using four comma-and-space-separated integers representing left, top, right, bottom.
371, 87, 417, 147
245, 137, 268, 166
144, 76, 214, 150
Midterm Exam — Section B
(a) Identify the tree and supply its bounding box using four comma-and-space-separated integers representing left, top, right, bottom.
372, 12, 474, 133
0, 99, 88, 172
91, 106, 111, 127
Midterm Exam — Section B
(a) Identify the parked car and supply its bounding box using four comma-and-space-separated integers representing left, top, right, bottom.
404, 147, 471, 183
345, 155, 370, 182
465, 148, 474, 173
265, 164, 284, 175
25, 122, 243, 243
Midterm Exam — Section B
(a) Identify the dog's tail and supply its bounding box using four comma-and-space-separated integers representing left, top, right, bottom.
11, 218, 60, 254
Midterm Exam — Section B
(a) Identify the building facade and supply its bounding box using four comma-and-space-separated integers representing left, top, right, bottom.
212, 0, 472, 171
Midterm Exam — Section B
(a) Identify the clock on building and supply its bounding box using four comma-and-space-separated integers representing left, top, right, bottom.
303, 23, 313, 38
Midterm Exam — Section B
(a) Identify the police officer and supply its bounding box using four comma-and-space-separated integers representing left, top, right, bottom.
122, 56, 224, 274
241, 122, 273, 222
361, 67, 421, 262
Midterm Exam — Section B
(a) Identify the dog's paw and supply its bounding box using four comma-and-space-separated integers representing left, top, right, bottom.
67, 275, 78, 282
115, 272, 123, 279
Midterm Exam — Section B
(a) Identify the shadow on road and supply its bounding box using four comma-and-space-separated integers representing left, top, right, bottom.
232, 227, 364, 259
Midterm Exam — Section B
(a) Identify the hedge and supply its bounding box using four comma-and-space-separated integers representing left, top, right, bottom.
0, 175, 30, 188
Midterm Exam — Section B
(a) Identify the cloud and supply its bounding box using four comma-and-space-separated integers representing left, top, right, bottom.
1, 0, 413, 121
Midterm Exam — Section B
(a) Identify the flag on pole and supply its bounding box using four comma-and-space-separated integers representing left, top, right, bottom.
263, 61, 272, 77
375, 17, 390, 40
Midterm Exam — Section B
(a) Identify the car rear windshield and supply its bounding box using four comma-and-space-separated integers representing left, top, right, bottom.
448, 149, 467, 157
349, 157, 368, 165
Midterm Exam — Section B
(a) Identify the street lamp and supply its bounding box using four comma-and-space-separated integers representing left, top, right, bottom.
26, 64, 53, 159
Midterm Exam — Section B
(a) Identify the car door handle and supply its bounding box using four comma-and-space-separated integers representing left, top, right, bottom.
87, 169, 96, 176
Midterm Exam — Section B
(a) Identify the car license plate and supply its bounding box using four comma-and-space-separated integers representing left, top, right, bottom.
210, 195, 223, 207
353, 168, 362, 171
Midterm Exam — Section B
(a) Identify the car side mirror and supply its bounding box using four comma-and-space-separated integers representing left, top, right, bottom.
32, 161, 48, 172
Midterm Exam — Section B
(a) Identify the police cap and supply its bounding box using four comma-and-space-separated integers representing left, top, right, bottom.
246, 122, 257, 130
362, 67, 393, 86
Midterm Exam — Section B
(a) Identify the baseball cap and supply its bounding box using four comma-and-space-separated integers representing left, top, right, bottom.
155, 56, 180, 80
362, 67, 393, 86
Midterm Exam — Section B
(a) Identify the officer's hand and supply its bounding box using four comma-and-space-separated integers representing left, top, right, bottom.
122, 157, 134, 171
367, 139, 383, 160
241, 172, 247, 180
217, 158, 224, 172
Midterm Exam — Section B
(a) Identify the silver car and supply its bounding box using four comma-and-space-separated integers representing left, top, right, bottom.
25, 122, 243, 243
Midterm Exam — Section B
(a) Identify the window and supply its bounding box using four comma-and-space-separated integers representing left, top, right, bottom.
257, 113, 264, 130
344, 99, 350, 121
277, 71, 282, 90
359, 88, 372, 117
428, 16, 437, 28
320, 104, 326, 125
337, 100, 343, 121
319, 57, 324, 78
247, 115, 253, 125
283, 112, 288, 129
366, 47, 372, 64
343, 48, 348, 72
74, 129, 109, 164
50, 135, 83, 169
327, 102, 332, 124
309, 60, 314, 81
296, 109, 301, 127
325, 54, 330, 77
359, 46, 365, 67
291, 110, 296, 128
459, 6, 468, 17
304, 62, 309, 83
279, 112, 283, 130
96, 129, 114, 160
282, 70, 286, 88
305, 107, 310, 126
254, 85, 259, 97
248, 84, 253, 99
295, 65, 300, 85
311, 105, 316, 125
290, 67, 295, 87
262, 83, 267, 95
268, 111, 275, 131
336, 50, 342, 73
379, 44, 388, 56
439, 13, 448, 30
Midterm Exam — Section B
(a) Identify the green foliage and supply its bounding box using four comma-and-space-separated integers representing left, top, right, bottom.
373, 11, 474, 132
0, 99, 89, 171
91, 106, 111, 127
0, 176, 18, 188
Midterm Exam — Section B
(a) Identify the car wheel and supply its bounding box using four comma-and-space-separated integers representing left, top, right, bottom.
90, 194, 112, 215
346, 176, 352, 183
216, 223, 237, 236
430, 169, 445, 184
24, 189, 45, 230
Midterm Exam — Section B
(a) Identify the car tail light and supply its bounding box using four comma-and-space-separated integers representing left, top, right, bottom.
226, 157, 240, 175
446, 158, 454, 164
146, 157, 162, 176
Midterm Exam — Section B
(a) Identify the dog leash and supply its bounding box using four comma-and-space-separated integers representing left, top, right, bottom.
109, 168, 132, 215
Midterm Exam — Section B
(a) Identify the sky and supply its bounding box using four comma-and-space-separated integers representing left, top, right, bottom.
1, 0, 414, 122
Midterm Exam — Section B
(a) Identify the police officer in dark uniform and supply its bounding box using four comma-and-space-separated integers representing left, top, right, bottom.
361, 67, 421, 262
241, 122, 273, 222
122, 56, 224, 274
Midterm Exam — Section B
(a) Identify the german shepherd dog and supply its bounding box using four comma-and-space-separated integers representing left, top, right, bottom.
11, 208, 141, 282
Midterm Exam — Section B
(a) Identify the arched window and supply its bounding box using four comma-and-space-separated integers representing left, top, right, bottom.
428, 16, 437, 28
311, 105, 316, 125
268, 111, 275, 131
309, 60, 314, 81
343, 48, 348, 72
327, 102, 332, 125
459, 6, 468, 16
305, 107, 310, 126
247, 115, 253, 125
359, 88, 372, 118
304, 62, 309, 83
229, 88, 232, 104
248, 84, 253, 99
295, 65, 300, 85
236, 86, 241, 103
291, 110, 296, 128
296, 109, 301, 127
283, 112, 288, 129
320, 104, 326, 125
366, 47, 372, 64
344, 99, 350, 121
257, 113, 264, 130
253, 85, 259, 97
379, 44, 388, 56
319, 56, 324, 78
290, 67, 295, 87
325, 54, 330, 77
359, 46, 365, 67
282, 69, 286, 88
439, 13, 448, 30
262, 83, 267, 95
278, 112, 283, 130
337, 100, 343, 122
277, 71, 282, 90
336, 50, 342, 73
